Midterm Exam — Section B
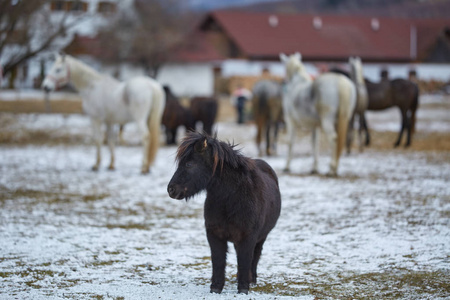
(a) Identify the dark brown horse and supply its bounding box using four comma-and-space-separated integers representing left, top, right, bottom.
167, 131, 281, 294
365, 78, 419, 147
190, 96, 218, 136
162, 86, 194, 145
330, 68, 419, 147
252, 79, 283, 156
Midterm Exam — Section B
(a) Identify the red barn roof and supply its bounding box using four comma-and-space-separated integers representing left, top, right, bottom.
199, 11, 449, 62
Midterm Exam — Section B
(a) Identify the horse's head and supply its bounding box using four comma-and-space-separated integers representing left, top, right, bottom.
349, 57, 364, 84
167, 132, 216, 200
41, 53, 70, 92
280, 52, 311, 82
168, 131, 241, 200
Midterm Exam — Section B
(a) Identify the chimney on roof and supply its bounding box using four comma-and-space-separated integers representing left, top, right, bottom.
371, 18, 380, 31
269, 15, 278, 27
313, 17, 322, 29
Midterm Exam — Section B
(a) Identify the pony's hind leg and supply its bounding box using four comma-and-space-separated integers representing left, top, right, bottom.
91, 119, 103, 171
251, 238, 266, 285
106, 124, 116, 170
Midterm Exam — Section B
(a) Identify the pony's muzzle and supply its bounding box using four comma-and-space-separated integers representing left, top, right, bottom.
167, 183, 185, 200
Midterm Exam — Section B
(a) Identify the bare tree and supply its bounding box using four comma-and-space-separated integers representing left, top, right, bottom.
0, 0, 86, 87
97, 0, 194, 78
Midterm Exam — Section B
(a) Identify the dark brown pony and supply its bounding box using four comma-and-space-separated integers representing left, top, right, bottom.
365, 78, 419, 147
162, 86, 194, 145
167, 131, 281, 294
189, 97, 218, 136
252, 79, 283, 156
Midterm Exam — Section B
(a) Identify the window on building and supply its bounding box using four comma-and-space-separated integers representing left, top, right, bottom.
50, 1, 87, 12
68, 1, 87, 12
98, 2, 116, 13
51, 0, 66, 11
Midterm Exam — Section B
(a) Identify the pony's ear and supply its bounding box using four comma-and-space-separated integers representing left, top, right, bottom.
194, 138, 208, 153
279, 53, 288, 62
294, 52, 302, 61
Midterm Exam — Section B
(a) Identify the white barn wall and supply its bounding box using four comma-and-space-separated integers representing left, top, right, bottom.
157, 63, 214, 97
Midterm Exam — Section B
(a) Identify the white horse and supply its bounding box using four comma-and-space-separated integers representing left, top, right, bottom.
42, 53, 165, 173
279, 53, 356, 176
347, 56, 369, 153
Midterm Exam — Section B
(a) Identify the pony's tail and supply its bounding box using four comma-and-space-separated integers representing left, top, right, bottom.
336, 78, 355, 161
410, 83, 420, 134
147, 84, 165, 167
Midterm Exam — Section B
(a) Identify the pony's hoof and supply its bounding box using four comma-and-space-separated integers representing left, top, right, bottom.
326, 172, 337, 178
283, 168, 291, 173
238, 288, 249, 294
310, 170, 318, 175
91, 166, 99, 172
210, 288, 222, 294
108, 166, 115, 171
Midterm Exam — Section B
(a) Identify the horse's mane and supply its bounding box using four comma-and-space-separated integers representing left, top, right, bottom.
176, 131, 252, 176
62, 55, 114, 89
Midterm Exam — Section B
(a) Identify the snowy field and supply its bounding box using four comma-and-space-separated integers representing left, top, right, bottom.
0, 95, 449, 299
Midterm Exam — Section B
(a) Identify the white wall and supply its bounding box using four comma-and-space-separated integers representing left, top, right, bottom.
157, 63, 214, 97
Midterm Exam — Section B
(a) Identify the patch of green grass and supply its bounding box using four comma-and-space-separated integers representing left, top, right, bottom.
105, 223, 148, 230
249, 269, 450, 299
0, 187, 109, 204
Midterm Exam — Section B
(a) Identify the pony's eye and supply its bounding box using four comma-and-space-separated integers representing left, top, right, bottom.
185, 162, 193, 168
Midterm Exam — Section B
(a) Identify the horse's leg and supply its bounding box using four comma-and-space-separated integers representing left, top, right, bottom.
405, 110, 412, 147
321, 119, 338, 177
91, 119, 103, 171
235, 239, 256, 294
273, 121, 280, 155
136, 120, 150, 174
311, 127, 320, 174
346, 113, 355, 155
283, 119, 295, 172
207, 232, 228, 294
362, 115, 370, 146
171, 127, 177, 145
251, 238, 266, 284
394, 109, 407, 147
265, 121, 271, 156
256, 118, 263, 156
106, 124, 116, 170
118, 124, 125, 145
357, 113, 365, 152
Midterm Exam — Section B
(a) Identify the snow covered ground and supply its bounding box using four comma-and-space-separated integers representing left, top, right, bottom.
0, 95, 449, 299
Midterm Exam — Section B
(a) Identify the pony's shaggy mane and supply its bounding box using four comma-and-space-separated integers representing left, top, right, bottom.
176, 131, 252, 176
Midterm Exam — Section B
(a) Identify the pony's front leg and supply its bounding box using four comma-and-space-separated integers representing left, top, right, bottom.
91, 119, 103, 171
207, 232, 228, 294
106, 124, 116, 170
311, 127, 320, 174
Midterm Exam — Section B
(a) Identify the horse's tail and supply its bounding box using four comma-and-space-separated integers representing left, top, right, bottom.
337, 77, 356, 160
410, 82, 420, 134
147, 83, 166, 167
